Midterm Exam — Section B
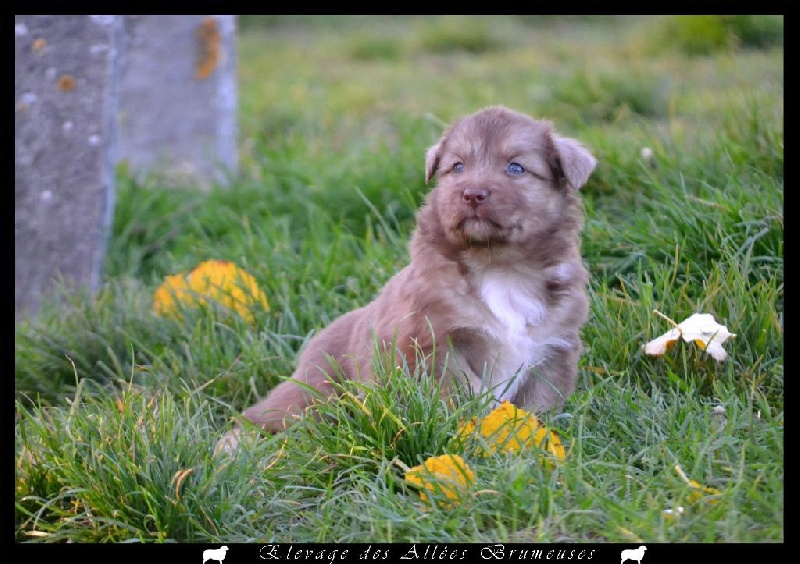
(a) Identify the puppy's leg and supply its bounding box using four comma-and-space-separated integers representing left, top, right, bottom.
241, 379, 322, 432
434, 347, 488, 407
214, 371, 335, 455
512, 340, 581, 414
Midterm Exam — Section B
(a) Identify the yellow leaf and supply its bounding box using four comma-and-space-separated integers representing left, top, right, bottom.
456, 402, 565, 467
457, 401, 542, 456
405, 454, 475, 509
153, 260, 269, 324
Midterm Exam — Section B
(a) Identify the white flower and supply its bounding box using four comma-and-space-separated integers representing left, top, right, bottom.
644, 312, 736, 361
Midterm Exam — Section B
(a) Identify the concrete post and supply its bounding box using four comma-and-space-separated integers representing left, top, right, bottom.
15, 15, 122, 321
15, 15, 239, 321
117, 15, 238, 187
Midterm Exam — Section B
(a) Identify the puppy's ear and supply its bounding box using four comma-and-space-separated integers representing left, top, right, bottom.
425, 142, 442, 184
553, 136, 596, 190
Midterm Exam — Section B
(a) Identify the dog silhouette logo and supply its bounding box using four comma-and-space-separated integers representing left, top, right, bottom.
203, 546, 229, 564
620, 546, 646, 564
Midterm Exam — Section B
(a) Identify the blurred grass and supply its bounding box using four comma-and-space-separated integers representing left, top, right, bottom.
15, 16, 782, 543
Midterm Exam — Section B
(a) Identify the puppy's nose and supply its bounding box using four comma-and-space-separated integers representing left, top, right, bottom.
462, 187, 489, 207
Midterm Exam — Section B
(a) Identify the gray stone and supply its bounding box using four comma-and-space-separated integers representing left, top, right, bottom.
15, 15, 240, 321
15, 15, 122, 321
117, 15, 238, 187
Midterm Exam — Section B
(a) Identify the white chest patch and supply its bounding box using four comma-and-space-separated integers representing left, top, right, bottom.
478, 273, 549, 401
480, 274, 547, 335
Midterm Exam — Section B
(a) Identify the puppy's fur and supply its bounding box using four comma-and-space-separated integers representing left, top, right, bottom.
218, 106, 595, 452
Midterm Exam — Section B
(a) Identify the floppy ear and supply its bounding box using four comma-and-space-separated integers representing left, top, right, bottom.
425, 142, 442, 184
553, 136, 596, 190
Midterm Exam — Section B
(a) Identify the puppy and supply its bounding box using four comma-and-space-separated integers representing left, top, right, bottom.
217, 106, 595, 453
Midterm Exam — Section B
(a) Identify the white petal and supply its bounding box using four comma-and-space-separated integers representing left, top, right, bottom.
644, 327, 682, 356
678, 313, 732, 339
705, 342, 729, 361
678, 313, 735, 361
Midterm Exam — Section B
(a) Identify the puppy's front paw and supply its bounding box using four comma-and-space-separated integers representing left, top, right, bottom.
213, 428, 243, 457
214, 427, 264, 457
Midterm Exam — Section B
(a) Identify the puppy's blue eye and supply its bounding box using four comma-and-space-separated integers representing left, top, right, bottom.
453, 162, 465, 173
507, 162, 525, 175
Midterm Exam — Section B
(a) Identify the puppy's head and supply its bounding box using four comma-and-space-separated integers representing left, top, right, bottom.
423, 106, 596, 249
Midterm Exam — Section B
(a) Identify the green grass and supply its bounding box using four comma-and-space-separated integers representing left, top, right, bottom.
15, 16, 782, 543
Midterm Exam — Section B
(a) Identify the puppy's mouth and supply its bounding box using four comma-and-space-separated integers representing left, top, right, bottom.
454, 213, 511, 244
458, 214, 503, 231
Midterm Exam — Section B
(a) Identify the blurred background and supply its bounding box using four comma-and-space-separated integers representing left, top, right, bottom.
227, 15, 783, 234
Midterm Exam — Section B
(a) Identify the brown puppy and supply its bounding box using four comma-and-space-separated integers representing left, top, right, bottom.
217, 106, 595, 453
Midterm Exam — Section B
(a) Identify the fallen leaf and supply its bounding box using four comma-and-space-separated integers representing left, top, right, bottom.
456, 401, 542, 456
405, 454, 475, 509
644, 311, 735, 361
153, 260, 269, 324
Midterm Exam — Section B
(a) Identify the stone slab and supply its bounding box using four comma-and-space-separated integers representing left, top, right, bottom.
117, 15, 238, 187
15, 15, 122, 321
